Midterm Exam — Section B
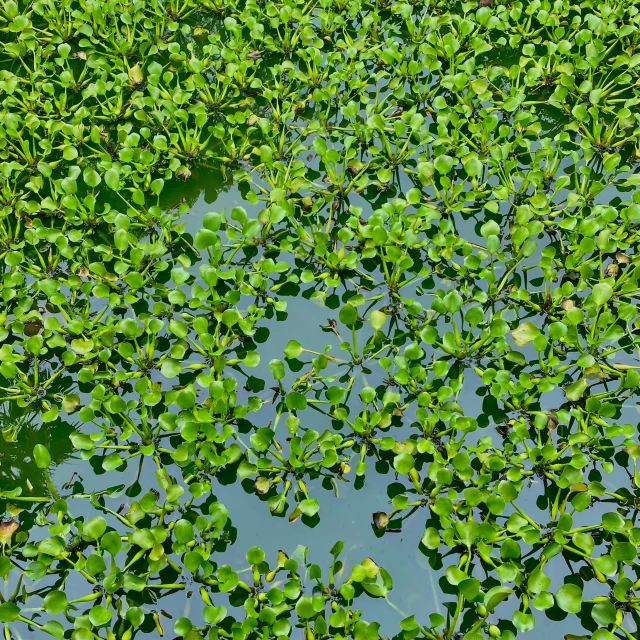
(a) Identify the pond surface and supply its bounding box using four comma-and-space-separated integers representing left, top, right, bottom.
2, 2, 640, 640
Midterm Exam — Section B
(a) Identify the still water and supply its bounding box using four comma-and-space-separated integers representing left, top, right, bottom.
3, 169, 634, 638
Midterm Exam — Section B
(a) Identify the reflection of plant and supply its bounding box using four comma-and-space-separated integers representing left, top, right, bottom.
0, 402, 75, 495
0, 399, 30, 444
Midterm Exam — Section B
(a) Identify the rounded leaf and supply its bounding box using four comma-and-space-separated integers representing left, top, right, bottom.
393, 453, 415, 474
555, 583, 582, 614
339, 303, 358, 327
82, 516, 107, 541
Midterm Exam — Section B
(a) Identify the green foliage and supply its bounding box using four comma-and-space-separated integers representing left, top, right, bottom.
0, 0, 640, 638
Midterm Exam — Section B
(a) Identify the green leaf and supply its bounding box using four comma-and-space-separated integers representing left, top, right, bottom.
246, 546, 265, 564
434, 155, 455, 174
421, 528, 440, 549
43, 591, 68, 615
463, 155, 483, 177
101, 531, 122, 556
512, 610, 535, 632
43, 621, 65, 638
33, 444, 51, 469
102, 452, 123, 471
0, 602, 20, 623
370, 309, 387, 330
459, 577, 481, 600
480, 220, 500, 237
406, 188, 421, 204
284, 340, 303, 358
285, 391, 307, 410
89, 605, 113, 627
611, 541, 636, 563
565, 378, 587, 401
484, 586, 513, 612
57, 43, 71, 58
591, 600, 617, 625
238, 461, 258, 479
592, 555, 617, 576
268, 359, 285, 380
555, 583, 582, 613
602, 512, 625, 533
299, 499, 320, 517
203, 605, 227, 625
82, 516, 107, 540
532, 591, 554, 611
71, 338, 95, 355
393, 453, 415, 474
221, 309, 241, 327
132, 529, 156, 550
174, 519, 195, 544
195, 229, 218, 249
339, 303, 358, 327
105, 167, 120, 190
83, 168, 101, 188
295, 595, 317, 619
591, 282, 613, 306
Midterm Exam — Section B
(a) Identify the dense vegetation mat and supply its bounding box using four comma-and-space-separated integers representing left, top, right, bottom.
2, 0, 640, 638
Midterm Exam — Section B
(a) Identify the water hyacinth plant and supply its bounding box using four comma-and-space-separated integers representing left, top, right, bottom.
1, 0, 640, 638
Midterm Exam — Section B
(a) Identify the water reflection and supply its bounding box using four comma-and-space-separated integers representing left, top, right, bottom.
0, 405, 75, 496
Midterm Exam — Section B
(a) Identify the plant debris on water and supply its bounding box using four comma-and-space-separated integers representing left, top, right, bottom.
1, 0, 640, 638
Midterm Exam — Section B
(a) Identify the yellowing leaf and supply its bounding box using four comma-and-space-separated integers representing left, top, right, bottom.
0, 520, 19, 546
511, 322, 540, 346
128, 63, 144, 85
